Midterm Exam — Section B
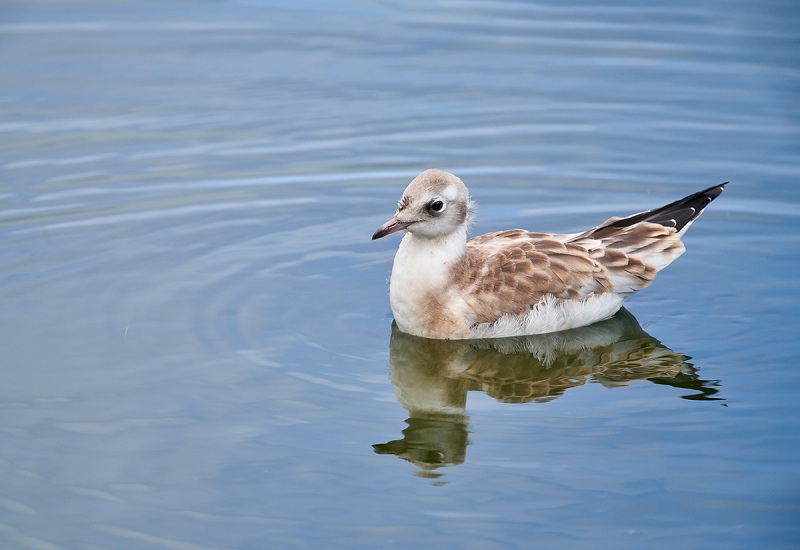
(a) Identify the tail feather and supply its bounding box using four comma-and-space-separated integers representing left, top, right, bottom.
588, 182, 727, 240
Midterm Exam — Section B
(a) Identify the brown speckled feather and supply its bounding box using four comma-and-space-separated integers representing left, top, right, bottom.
456, 233, 616, 324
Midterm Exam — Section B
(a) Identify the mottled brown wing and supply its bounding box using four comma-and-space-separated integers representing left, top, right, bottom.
456, 184, 724, 324
458, 232, 615, 324
569, 222, 681, 293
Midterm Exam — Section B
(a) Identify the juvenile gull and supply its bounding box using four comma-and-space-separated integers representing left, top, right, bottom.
372, 169, 725, 340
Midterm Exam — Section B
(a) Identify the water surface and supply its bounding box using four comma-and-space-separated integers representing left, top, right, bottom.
1, 1, 799, 548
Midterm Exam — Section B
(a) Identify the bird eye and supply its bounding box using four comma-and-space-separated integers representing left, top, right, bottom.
430, 200, 445, 212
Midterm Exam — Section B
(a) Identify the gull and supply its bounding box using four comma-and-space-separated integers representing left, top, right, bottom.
372, 169, 725, 339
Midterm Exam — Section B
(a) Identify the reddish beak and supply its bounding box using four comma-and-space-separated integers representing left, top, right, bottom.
372, 217, 414, 240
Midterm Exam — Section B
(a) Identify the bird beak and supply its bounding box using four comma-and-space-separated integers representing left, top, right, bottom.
372, 217, 414, 240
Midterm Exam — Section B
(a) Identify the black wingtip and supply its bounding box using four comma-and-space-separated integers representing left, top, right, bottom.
586, 181, 728, 239
647, 181, 727, 232
701, 181, 727, 201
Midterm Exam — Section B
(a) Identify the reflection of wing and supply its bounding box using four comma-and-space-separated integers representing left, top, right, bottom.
462, 326, 695, 404
374, 308, 721, 474
388, 307, 718, 408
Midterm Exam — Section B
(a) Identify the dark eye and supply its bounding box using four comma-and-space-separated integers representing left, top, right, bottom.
429, 200, 445, 212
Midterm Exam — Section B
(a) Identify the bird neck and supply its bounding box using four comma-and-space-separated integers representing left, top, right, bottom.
398, 227, 468, 267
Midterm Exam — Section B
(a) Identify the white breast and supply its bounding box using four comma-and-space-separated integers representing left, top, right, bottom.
388, 230, 468, 337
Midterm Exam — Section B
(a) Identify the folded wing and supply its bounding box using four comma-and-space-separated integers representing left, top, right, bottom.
459, 183, 726, 322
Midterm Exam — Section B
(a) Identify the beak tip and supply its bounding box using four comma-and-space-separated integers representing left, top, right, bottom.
372, 218, 412, 241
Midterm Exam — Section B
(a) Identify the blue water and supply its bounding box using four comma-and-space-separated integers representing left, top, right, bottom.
1, 1, 799, 548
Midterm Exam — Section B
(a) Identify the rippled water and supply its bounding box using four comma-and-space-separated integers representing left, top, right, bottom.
1, 1, 799, 548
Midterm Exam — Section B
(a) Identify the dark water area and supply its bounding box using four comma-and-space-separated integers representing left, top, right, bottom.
1, 1, 799, 548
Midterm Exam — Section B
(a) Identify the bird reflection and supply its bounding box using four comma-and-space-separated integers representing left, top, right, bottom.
373, 308, 720, 477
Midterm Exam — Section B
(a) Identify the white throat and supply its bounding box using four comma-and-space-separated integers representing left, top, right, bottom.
397, 226, 467, 266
